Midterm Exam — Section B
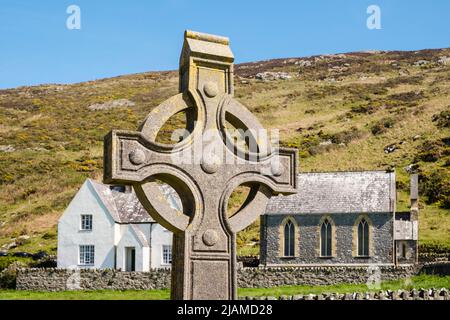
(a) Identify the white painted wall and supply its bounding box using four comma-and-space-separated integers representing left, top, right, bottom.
150, 223, 173, 269
57, 180, 116, 269
57, 179, 174, 270
116, 225, 149, 271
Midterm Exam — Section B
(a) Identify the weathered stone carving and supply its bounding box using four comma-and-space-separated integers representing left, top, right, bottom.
103, 30, 298, 300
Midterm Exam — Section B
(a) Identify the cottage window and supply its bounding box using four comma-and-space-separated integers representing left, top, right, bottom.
110, 185, 126, 192
284, 220, 295, 257
358, 219, 369, 256
162, 245, 172, 265
79, 245, 95, 265
320, 219, 332, 257
80, 214, 92, 231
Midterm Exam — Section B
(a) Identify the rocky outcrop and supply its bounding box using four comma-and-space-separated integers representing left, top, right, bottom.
87, 99, 135, 111
0, 145, 15, 153
255, 72, 292, 81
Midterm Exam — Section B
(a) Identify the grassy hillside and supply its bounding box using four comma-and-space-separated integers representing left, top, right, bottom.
0, 48, 449, 256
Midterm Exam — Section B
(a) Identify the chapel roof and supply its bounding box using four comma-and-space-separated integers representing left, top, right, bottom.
265, 171, 396, 215
88, 179, 182, 224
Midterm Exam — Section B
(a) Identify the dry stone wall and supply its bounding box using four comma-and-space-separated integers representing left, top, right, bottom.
16, 268, 171, 291
17, 265, 420, 291
238, 265, 418, 288
241, 288, 450, 300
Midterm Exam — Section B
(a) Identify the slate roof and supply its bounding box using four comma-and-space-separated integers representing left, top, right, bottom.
88, 179, 182, 224
265, 171, 396, 215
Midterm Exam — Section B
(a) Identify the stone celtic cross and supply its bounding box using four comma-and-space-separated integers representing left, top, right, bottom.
104, 30, 298, 300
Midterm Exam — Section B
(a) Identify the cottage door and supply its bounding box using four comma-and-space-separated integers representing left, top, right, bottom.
126, 247, 136, 271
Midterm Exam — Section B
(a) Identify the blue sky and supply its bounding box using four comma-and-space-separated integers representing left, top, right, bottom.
0, 0, 449, 89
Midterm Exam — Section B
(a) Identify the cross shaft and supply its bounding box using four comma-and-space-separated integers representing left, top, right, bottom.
104, 30, 298, 299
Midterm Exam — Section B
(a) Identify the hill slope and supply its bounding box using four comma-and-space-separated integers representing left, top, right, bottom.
0, 48, 449, 255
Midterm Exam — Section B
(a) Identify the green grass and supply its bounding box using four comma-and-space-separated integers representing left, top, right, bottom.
0, 275, 448, 300
419, 204, 450, 246
0, 289, 170, 300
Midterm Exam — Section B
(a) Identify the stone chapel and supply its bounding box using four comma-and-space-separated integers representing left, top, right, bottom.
259, 171, 419, 267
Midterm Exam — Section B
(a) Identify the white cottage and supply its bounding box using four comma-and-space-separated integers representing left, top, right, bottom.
57, 179, 178, 271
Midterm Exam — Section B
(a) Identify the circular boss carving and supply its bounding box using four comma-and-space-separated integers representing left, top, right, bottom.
129, 149, 146, 165
201, 153, 221, 174
203, 82, 218, 98
271, 161, 284, 177
202, 229, 219, 246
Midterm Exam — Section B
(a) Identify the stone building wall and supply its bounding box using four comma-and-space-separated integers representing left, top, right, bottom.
260, 213, 394, 266
16, 265, 418, 291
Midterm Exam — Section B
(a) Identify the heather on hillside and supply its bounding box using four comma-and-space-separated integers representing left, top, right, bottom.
0, 48, 449, 256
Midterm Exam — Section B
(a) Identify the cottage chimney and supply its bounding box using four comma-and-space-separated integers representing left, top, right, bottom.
410, 174, 419, 215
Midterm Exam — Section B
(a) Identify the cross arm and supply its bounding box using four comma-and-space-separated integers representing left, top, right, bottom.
103, 130, 165, 185
227, 146, 298, 194
258, 146, 298, 194
223, 146, 298, 233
